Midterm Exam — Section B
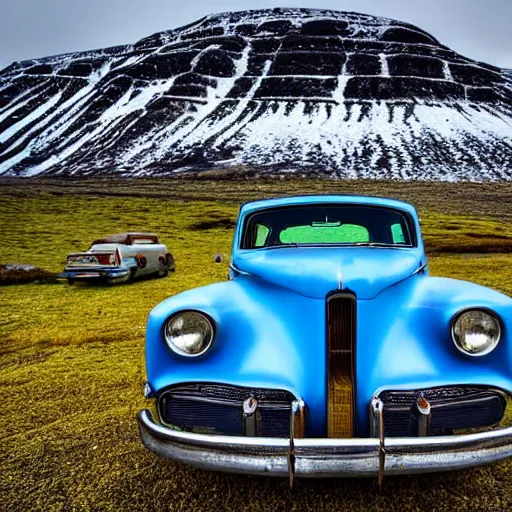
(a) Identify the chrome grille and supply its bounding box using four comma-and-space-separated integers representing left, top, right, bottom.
327, 293, 356, 437
377, 387, 507, 437
158, 383, 295, 437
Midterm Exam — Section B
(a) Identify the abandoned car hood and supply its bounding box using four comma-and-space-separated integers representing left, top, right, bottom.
233, 246, 423, 300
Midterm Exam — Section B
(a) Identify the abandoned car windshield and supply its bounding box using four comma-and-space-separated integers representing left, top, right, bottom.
242, 204, 414, 249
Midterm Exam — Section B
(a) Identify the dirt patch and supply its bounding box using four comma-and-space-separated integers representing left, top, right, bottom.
425, 235, 512, 255
189, 216, 236, 230
0, 263, 57, 285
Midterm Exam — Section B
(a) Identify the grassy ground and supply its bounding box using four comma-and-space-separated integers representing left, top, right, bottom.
1, 179, 511, 512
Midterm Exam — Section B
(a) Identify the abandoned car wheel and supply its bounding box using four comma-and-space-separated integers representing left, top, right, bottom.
158, 256, 169, 277
166, 252, 175, 272
126, 268, 136, 283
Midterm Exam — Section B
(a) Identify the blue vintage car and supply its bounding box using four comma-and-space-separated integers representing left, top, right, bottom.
137, 195, 512, 484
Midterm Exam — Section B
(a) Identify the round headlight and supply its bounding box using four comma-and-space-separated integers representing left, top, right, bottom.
164, 311, 214, 357
451, 309, 501, 357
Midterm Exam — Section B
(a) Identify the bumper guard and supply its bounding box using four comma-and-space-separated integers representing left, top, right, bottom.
137, 408, 512, 480
60, 267, 130, 279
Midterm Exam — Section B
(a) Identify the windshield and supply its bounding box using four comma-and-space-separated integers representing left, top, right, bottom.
242, 204, 415, 249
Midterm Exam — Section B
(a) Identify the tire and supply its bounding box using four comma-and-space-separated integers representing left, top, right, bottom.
158, 253, 174, 277
108, 269, 135, 285
166, 253, 175, 273
126, 268, 136, 283
67, 278, 75, 285
158, 268, 169, 278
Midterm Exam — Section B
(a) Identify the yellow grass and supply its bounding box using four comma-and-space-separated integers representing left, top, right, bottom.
1, 179, 511, 512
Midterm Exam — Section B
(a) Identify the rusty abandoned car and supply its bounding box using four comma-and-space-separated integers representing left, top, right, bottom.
62, 233, 174, 284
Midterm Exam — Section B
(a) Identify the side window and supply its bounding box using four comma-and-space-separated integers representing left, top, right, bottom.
132, 238, 157, 245
391, 223, 406, 244
254, 224, 270, 247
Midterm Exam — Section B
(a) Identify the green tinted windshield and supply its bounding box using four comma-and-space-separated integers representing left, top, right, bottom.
242, 204, 414, 249
280, 224, 370, 244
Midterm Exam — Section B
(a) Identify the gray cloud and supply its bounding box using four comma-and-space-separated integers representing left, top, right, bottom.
1, 0, 511, 70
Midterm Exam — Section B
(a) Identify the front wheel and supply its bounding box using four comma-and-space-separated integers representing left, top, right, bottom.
126, 268, 136, 283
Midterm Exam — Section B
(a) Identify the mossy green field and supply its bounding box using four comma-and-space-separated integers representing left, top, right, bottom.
1, 179, 511, 512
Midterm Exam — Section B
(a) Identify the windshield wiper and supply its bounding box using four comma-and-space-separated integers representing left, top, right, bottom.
351, 242, 399, 247
266, 243, 300, 249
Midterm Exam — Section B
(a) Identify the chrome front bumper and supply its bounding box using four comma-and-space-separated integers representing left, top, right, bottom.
137, 409, 512, 479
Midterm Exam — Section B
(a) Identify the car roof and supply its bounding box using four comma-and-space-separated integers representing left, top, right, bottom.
92, 233, 158, 245
239, 195, 417, 217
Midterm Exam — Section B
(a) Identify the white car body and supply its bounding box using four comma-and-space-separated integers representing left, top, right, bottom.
64, 233, 174, 284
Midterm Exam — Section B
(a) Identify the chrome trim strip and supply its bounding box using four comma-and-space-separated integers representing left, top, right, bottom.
412, 260, 428, 275
143, 382, 154, 399
370, 398, 386, 488
138, 409, 512, 477
64, 267, 129, 275
288, 399, 306, 488
370, 398, 383, 438
291, 399, 306, 439
228, 262, 252, 277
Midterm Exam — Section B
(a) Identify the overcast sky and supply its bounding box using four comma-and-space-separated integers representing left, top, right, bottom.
1, 0, 511, 70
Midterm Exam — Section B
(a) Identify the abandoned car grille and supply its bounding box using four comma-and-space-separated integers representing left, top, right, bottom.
157, 383, 295, 437
327, 293, 356, 438
378, 386, 507, 437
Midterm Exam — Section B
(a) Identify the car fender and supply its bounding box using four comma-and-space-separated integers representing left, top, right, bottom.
146, 277, 329, 436
356, 274, 512, 434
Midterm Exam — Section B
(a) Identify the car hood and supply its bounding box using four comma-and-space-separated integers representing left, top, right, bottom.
233, 246, 423, 300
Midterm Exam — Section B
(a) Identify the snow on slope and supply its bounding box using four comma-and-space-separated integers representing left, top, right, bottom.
0, 8, 511, 180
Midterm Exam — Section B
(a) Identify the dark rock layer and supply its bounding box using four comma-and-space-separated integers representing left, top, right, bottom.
0, 8, 511, 179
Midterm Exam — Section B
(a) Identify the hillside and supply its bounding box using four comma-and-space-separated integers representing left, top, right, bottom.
1, 8, 511, 179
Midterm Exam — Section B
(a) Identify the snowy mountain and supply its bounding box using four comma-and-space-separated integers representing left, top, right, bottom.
1, 8, 511, 180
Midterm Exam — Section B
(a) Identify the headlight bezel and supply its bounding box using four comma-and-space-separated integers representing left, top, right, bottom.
163, 310, 215, 357
450, 308, 502, 357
